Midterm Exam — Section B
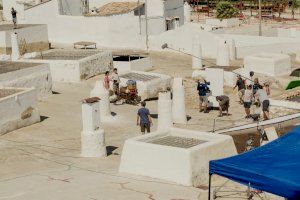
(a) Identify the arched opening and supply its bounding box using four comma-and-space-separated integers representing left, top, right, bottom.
290, 68, 300, 77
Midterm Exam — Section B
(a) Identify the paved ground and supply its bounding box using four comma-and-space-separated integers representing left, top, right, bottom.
0, 51, 291, 200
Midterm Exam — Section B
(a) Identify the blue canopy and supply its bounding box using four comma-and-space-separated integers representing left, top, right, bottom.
210, 126, 300, 199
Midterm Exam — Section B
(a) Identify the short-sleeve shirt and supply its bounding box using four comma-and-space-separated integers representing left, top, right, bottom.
197, 83, 209, 97
236, 78, 246, 91
244, 89, 253, 103
257, 89, 269, 103
138, 107, 150, 125
11, 10, 17, 18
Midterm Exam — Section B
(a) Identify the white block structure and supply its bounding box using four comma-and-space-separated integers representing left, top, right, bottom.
81, 101, 106, 158
0, 61, 52, 98
192, 35, 203, 69
206, 18, 240, 28
227, 39, 236, 60
206, 68, 224, 107
119, 71, 172, 100
113, 55, 153, 75
0, 24, 49, 55
216, 40, 230, 66
157, 91, 173, 133
21, 49, 113, 82
244, 53, 291, 77
172, 78, 187, 124
119, 127, 237, 187
0, 87, 40, 135
99, 90, 112, 122
184, 1, 191, 23
11, 32, 20, 61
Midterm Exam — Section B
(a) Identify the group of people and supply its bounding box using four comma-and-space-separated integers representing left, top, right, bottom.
197, 72, 271, 120
103, 68, 153, 135
103, 68, 120, 95
197, 79, 230, 117
234, 75, 270, 121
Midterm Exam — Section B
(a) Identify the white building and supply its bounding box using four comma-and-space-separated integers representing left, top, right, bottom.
2, 0, 184, 49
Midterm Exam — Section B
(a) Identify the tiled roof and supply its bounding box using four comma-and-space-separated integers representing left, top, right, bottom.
89, 1, 143, 16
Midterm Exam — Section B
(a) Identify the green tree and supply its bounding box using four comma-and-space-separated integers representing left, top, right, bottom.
216, 1, 239, 20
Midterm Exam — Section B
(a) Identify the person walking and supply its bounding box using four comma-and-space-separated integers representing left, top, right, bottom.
255, 85, 270, 120
233, 75, 246, 104
111, 68, 120, 95
103, 71, 110, 91
137, 101, 152, 134
11, 8, 17, 29
216, 95, 230, 117
243, 85, 253, 118
197, 79, 210, 113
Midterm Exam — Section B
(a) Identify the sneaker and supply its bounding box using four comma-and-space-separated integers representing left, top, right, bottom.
204, 110, 209, 113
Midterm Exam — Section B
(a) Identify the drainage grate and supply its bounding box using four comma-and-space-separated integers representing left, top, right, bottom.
147, 136, 206, 149
120, 72, 159, 81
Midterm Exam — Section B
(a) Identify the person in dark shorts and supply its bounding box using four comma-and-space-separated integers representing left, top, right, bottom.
11, 8, 17, 28
243, 85, 253, 118
197, 79, 210, 113
255, 85, 270, 120
216, 95, 230, 117
137, 101, 152, 134
111, 68, 120, 95
233, 75, 246, 104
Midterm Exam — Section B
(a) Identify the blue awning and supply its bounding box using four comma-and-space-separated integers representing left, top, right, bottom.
210, 126, 300, 199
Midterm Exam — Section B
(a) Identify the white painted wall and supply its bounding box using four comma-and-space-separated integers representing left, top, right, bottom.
21, 50, 113, 82
164, 0, 184, 26
0, 62, 52, 98
0, 24, 49, 49
22, 0, 147, 49
0, 87, 40, 135
119, 127, 237, 187
58, 0, 83, 16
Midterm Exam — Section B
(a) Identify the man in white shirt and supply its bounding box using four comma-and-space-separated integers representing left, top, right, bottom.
255, 85, 270, 120
111, 68, 120, 95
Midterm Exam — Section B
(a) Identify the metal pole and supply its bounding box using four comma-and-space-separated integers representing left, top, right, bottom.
258, 0, 262, 36
208, 173, 212, 200
145, 0, 149, 50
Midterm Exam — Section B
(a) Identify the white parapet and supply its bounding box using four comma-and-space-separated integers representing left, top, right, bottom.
206, 68, 224, 107
113, 56, 153, 75
206, 18, 240, 28
172, 78, 187, 124
81, 100, 106, 157
157, 91, 172, 133
227, 39, 236, 60
81, 129, 106, 157
20, 49, 113, 82
244, 53, 291, 77
11, 32, 20, 61
82, 101, 100, 132
0, 61, 52, 99
0, 87, 40, 135
216, 39, 230, 66
119, 127, 237, 187
119, 71, 172, 100
100, 90, 112, 122
192, 35, 203, 69
184, 1, 191, 23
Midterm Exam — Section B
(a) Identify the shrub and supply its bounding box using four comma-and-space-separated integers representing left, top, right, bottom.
216, 1, 239, 20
